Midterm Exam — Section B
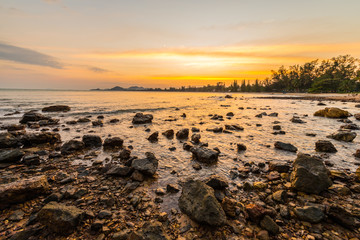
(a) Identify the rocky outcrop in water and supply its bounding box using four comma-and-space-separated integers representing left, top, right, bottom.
314, 107, 350, 118
42, 105, 71, 112
132, 113, 153, 124
190, 146, 219, 163
274, 141, 297, 152
82, 135, 102, 148
61, 140, 85, 155
327, 131, 357, 142
315, 140, 337, 152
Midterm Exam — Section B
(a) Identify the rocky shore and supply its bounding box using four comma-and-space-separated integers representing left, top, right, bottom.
1, 101, 360, 240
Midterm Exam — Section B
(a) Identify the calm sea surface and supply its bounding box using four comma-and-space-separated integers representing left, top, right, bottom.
0, 90, 359, 211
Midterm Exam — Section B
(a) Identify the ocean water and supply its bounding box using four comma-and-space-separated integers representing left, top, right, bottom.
0, 90, 359, 211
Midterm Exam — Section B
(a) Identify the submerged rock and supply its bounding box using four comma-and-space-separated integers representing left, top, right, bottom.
315, 140, 337, 153
327, 131, 356, 142
314, 107, 350, 118
131, 152, 158, 176
61, 140, 85, 155
38, 202, 84, 235
178, 179, 226, 226
42, 105, 71, 112
103, 137, 123, 149
132, 113, 153, 124
82, 135, 102, 148
274, 141, 297, 152
190, 146, 219, 164
290, 153, 332, 194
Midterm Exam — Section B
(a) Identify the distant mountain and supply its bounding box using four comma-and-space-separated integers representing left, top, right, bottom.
90, 86, 147, 91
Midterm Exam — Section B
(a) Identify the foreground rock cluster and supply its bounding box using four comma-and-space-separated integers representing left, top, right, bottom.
0, 102, 360, 240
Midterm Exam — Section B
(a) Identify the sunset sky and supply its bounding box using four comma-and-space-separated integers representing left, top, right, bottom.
1, 0, 360, 89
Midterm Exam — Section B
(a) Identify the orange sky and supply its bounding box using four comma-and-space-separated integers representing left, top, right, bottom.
1, 0, 360, 89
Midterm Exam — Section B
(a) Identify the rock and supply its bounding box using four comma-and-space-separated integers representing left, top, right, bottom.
246, 204, 268, 223
226, 112, 234, 116
106, 165, 133, 176
0, 175, 49, 209
268, 162, 290, 173
22, 154, 40, 165
176, 128, 189, 139
42, 105, 71, 112
103, 137, 123, 149
5, 124, 25, 132
131, 152, 158, 176
19, 111, 50, 124
82, 135, 102, 148
162, 129, 174, 139
119, 148, 131, 160
0, 132, 21, 148
147, 132, 159, 142
178, 179, 226, 226
355, 149, 360, 158
260, 215, 279, 235
340, 123, 359, 130
272, 190, 287, 203
132, 113, 153, 124
225, 95, 233, 98
327, 131, 356, 142
20, 132, 61, 147
61, 140, 85, 155
290, 116, 306, 123
9, 209, 25, 221
237, 143, 247, 151
38, 202, 84, 235
294, 206, 325, 223
190, 146, 219, 164
129, 221, 170, 240
221, 197, 237, 218
77, 117, 91, 123
0, 149, 25, 163
314, 108, 350, 118
166, 184, 180, 193
92, 120, 103, 126
274, 141, 297, 152
225, 124, 244, 131
354, 113, 360, 120
327, 205, 358, 229
191, 133, 201, 144
131, 170, 144, 182
205, 175, 228, 189
290, 153, 332, 194
315, 140, 337, 153
98, 210, 112, 219
257, 230, 270, 240
112, 229, 131, 240
273, 125, 281, 130
192, 163, 202, 170
109, 118, 120, 123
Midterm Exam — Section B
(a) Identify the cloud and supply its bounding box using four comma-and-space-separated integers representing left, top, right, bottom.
0, 42, 64, 69
88, 66, 109, 73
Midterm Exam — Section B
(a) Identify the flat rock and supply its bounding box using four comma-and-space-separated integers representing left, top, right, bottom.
0, 149, 25, 163
42, 105, 71, 112
274, 141, 297, 152
314, 108, 350, 118
190, 146, 219, 164
294, 206, 325, 223
327, 131, 356, 142
131, 152, 158, 176
82, 135, 102, 148
315, 140, 337, 153
61, 140, 85, 155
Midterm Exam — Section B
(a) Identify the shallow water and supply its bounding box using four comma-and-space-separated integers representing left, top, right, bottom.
1, 90, 359, 212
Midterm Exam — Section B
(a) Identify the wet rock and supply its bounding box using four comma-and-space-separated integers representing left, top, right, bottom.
315, 140, 337, 153
82, 135, 102, 148
260, 215, 279, 235
327, 205, 359, 229
191, 133, 201, 143
9, 209, 25, 221
103, 137, 123, 149
294, 206, 325, 223
98, 210, 112, 219
119, 148, 131, 160
0, 175, 49, 209
0, 132, 21, 148
192, 163, 202, 170
38, 202, 84, 235
19, 111, 50, 124
5, 124, 25, 132
273, 125, 281, 130
22, 154, 40, 165
42, 105, 71, 112
314, 107, 350, 118
131, 152, 158, 176
0, 149, 25, 164
131, 170, 144, 182
354, 113, 360, 120
221, 197, 237, 218
129, 221, 170, 240
237, 143, 247, 151
190, 146, 219, 164
176, 128, 189, 139
147, 131, 159, 142
274, 141, 297, 152
106, 165, 133, 177
166, 184, 180, 193
272, 190, 287, 203
132, 113, 153, 124
290, 153, 332, 194
290, 116, 306, 123
178, 179, 226, 226
109, 118, 120, 123
77, 117, 91, 123
225, 124, 244, 131
205, 175, 228, 189
246, 204, 268, 223
340, 123, 359, 130
61, 140, 85, 155
21, 132, 61, 147
162, 129, 174, 139
268, 162, 290, 173
92, 120, 103, 126
327, 130, 356, 142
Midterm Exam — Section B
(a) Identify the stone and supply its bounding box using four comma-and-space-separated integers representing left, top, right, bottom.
272, 190, 287, 203
294, 206, 325, 223
19, 111, 50, 124
42, 105, 71, 112
103, 137, 123, 149
355, 149, 360, 158
166, 184, 180, 193
0, 132, 21, 148
205, 175, 228, 189
9, 210, 25, 221
38, 202, 84, 235
22, 154, 40, 165
0, 175, 49, 209
191, 133, 201, 143
327, 131, 356, 142
61, 140, 85, 155
354, 113, 360, 120
132, 113, 153, 124
77, 117, 91, 123
106, 165, 133, 177
290, 116, 306, 123
147, 131, 159, 142
315, 140, 337, 153
131, 152, 158, 176
237, 143, 247, 151
274, 141, 297, 152
0, 149, 25, 163
178, 179, 226, 226
327, 205, 358, 229
176, 128, 189, 139
92, 120, 103, 126
112, 229, 131, 240
190, 146, 219, 164
268, 162, 290, 173
246, 204, 268, 223
221, 197, 237, 218
314, 108, 350, 118
260, 215, 279, 235
5, 124, 25, 132
98, 210, 112, 219
162, 129, 174, 139
20, 132, 61, 147
129, 221, 169, 240
82, 135, 102, 148
290, 153, 332, 194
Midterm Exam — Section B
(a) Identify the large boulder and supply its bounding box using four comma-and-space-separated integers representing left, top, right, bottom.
274, 141, 297, 152
178, 179, 226, 226
315, 140, 337, 153
0, 175, 49, 209
190, 146, 219, 164
314, 108, 350, 118
290, 153, 332, 194
0, 149, 25, 164
61, 140, 85, 155
38, 202, 84, 235
132, 113, 153, 124
0, 132, 21, 148
103, 137, 123, 149
19, 111, 50, 124
42, 105, 71, 112
327, 131, 356, 142
82, 135, 102, 148
20, 132, 61, 147
131, 152, 158, 176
